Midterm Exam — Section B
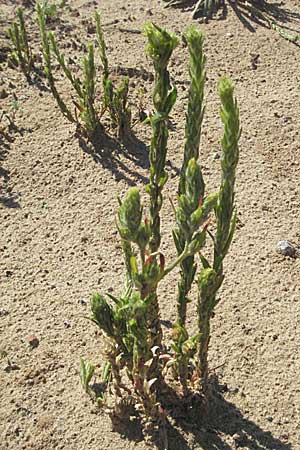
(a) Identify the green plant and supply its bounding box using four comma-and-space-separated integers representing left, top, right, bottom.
80, 358, 95, 393
8, 7, 34, 78
0, 94, 20, 135
171, 27, 207, 394
80, 358, 111, 406
40, 0, 58, 21
82, 23, 241, 444
95, 12, 131, 139
37, 7, 131, 139
37, 4, 100, 135
37, 3, 75, 124
196, 77, 240, 392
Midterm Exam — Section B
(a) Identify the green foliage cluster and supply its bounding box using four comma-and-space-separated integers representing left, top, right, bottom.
36, 6, 131, 138
6, 5, 131, 139
82, 22, 241, 442
6, 5, 241, 444
95, 12, 131, 139
8, 7, 34, 78
39, 0, 58, 21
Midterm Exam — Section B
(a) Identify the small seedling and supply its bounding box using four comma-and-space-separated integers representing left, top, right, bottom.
80, 358, 95, 393
8, 7, 34, 78
80, 358, 110, 405
40, 0, 58, 22
0, 94, 20, 135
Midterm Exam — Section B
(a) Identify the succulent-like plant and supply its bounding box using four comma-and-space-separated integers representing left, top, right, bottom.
95, 12, 131, 139
37, 8, 131, 139
37, 3, 75, 124
82, 22, 241, 445
196, 77, 240, 392
8, 7, 34, 78
37, 4, 100, 134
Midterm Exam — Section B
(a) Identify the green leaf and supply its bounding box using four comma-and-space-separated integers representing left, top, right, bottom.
80, 358, 95, 392
165, 87, 177, 114
199, 253, 210, 269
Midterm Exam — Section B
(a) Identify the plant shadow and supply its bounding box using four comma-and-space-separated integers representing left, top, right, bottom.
111, 377, 292, 450
78, 126, 180, 187
164, 0, 300, 38
78, 127, 150, 186
164, 0, 228, 21
227, 0, 300, 37
0, 163, 21, 209
0, 132, 21, 209
164, 377, 292, 450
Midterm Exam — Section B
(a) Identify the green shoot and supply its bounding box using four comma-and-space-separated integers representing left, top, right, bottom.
80, 358, 95, 393
37, 8, 131, 139
37, 3, 75, 123
8, 7, 34, 78
95, 11, 132, 139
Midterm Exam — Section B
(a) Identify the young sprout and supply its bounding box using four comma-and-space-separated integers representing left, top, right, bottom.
8, 7, 34, 78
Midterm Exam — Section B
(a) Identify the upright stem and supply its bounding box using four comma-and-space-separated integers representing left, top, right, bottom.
179, 26, 205, 196
177, 27, 205, 324
37, 4, 75, 124
148, 76, 169, 253
214, 78, 240, 273
197, 268, 220, 392
95, 11, 109, 88
143, 23, 179, 349
144, 23, 179, 254
197, 78, 240, 394
49, 32, 82, 98
171, 27, 205, 390
17, 8, 33, 75
82, 43, 97, 134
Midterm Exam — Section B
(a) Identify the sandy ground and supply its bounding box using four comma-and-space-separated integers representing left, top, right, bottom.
1, 0, 300, 449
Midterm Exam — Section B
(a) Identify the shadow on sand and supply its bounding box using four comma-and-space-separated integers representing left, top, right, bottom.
77, 126, 180, 187
111, 377, 292, 450
0, 125, 24, 209
78, 127, 150, 186
164, 0, 300, 40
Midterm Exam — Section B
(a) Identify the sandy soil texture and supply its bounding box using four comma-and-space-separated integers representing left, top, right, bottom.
1, 1, 300, 449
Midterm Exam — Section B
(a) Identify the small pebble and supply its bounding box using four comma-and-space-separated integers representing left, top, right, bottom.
0, 88, 8, 99
27, 335, 39, 349
280, 433, 289, 441
276, 240, 295, 257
